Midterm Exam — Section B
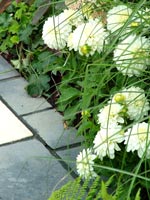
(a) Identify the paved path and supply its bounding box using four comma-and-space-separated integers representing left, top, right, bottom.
0, 56, 83, 200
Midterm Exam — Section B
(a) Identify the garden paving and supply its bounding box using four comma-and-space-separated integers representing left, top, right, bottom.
0, 55, 83, 200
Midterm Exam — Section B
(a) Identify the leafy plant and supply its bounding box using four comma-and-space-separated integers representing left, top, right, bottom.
39, 0, 150, 199
0, 0, 54, 96
0, 1, 35, 51
48, 175, 141, 200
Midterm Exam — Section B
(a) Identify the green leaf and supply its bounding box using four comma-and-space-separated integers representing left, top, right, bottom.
11, 60, 21, 69
0, 27, 7, 36
63, 103, 80, 122
10, 35, 19, 44
26, 83, 42, 97
38, 51, 52, 61
0, 12, 12, 27
9, 20, 20, 34
14, 3, 28, 19
19, 24, 33, 43
26, 74, 50, 97
81, 90, 95, 110
77, 121, 94, 135
39, 75, 50, 90
11, 58, 29, 70
134, 189, 141, 200
48, 177, 100, 200
57, 86, 80, 103
101, 181, 114, 200
0, 36, 13, 52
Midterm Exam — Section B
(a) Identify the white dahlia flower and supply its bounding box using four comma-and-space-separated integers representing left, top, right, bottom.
76, 148, 97, 179
113, 34, 150, 77
97, 103, 124, 128
112, 86, 149, 121
42, 13, 72, 50
93, 126, 124, 160
107, 5, 132, 33
67, 19, 108, 56
124, 122, 150, 159
125, 87, 149, 121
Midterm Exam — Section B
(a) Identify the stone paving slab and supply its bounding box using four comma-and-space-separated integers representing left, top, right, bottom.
23, 110, 83, 149
0, 100, 33, 145
0, 55, 83, 199
0, 78, 51, 115
0, 139, 73, 200
0, 55, 19, 80
0, 56, 83, 148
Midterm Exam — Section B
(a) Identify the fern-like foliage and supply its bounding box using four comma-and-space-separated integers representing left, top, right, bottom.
49, 176, 115, 200
48, 175, 141, 200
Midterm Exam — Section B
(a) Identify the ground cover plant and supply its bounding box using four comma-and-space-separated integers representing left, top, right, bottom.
1, 0, 150, 199
0, 0, 54, 96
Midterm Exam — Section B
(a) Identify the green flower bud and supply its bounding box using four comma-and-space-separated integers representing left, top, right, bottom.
121, 107, 127, 113
114, 93, 126, 103
80, 45, 91, 55
81, 110, 91, 118
131, 21, 139, 27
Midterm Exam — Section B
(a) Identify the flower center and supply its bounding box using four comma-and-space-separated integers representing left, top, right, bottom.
138, 128, 147, 141
118, 11, 130, 23
133, 49, 147, 59
135, 100, 143, 107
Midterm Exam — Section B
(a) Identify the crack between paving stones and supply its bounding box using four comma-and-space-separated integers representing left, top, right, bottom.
0, 95, 79, 180
0, 136, 34, 147
0, 95, 38, 133
34, 133, 79, 179
54, 142, 83, 151
20, 107, 54, 117
0, 75, 21, 82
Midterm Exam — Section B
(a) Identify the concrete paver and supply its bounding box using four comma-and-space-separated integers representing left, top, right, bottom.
23, 110, 82, 149
0, 100, 33, 145
0, 55, 19, 80
0, 78, 51, 115
0, 140, 73, 200
0, 55, 82, 199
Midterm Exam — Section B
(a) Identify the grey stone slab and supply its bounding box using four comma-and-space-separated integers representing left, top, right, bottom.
0, 78, 51, 115
23, 110, 83, 149
0, 139, 73, 200
0, 56, 19, 80
57, 146, 83, 173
